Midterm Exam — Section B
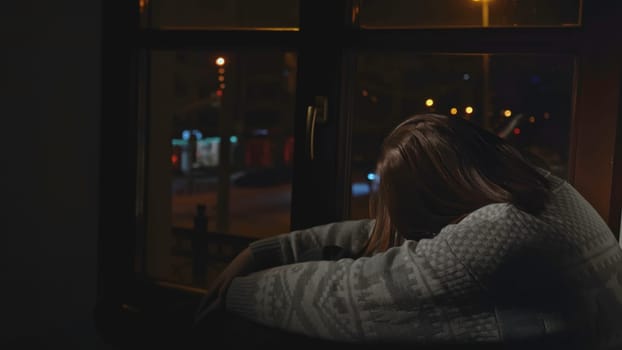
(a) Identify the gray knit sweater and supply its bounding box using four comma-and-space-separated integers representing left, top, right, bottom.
226, 172, 622, 348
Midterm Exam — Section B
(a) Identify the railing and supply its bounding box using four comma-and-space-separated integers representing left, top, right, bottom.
171, 204, 256, 285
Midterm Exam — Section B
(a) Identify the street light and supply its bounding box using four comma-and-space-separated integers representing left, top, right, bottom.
474, 0, 492, 129
472, 0, 490, 27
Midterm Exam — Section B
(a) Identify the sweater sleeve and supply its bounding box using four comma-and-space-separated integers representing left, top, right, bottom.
249, 219, 374, 269
226, 236, 500, 344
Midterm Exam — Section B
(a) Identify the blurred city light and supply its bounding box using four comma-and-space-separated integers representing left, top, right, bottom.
139, 0, 149, 13
450, 107, 458, 115
465, 106, 474, 114
513, 127, 521, 135
367, 172, 377, 181
215, 57, 226, 66
253, 129, 269, 136
529, 116, 536, 123
503, 109, 512, 118
362, 89, 369, 97
425, 98, 434, 107
352, 183, 371, 197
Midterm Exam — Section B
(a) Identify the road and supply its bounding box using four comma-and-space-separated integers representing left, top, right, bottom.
171, 174, 373, 238
172, 177, 293, 239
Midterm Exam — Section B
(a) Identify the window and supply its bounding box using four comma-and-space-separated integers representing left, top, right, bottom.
350, 53, 575, 219
358, 0, 582, 28
141, 0, 299, 29
145, 50, 296, 286
99, 0, 622, 345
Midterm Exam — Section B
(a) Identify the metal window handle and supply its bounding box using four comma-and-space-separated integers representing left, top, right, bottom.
306, 96, 328, 160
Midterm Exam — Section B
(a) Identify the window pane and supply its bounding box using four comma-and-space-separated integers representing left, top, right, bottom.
144, 50, 297, 288
359, 0, 581, 28
350, 53, 574, 220
140, 0, 299, 29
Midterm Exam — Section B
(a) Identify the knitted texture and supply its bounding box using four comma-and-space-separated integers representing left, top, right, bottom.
226, 173, 622, 348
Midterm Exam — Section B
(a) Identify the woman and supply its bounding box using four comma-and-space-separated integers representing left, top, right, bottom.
194, 114, 622, 349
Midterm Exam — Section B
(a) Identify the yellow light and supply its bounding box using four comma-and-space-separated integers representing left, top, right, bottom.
218, 75, 225, 82
465, 106, 474, 114
215, 57, 226, 66
450, 107, 458, 115
139, 0, 149, 13
425, 98, 434, 107
503, 109, 512, 118
528, 116, 536, 123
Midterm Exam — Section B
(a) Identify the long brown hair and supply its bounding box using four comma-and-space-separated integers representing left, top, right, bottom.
360, 114, 551, 256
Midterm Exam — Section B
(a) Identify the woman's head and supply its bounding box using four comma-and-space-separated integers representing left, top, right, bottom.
363, 113, 551, 255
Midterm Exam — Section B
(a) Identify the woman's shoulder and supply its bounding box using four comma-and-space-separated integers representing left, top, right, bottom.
435, 201, 546, 244
456, 202, 532, 227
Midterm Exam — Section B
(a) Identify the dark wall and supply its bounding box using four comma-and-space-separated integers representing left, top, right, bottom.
2, 1, 105, 348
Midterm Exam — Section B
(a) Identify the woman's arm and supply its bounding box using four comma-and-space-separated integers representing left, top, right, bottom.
250, 219, 374, 269
195, 219, 374, 322
225, 237, 499, 344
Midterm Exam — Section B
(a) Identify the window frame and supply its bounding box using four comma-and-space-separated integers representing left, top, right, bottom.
96, 0, 622, 345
